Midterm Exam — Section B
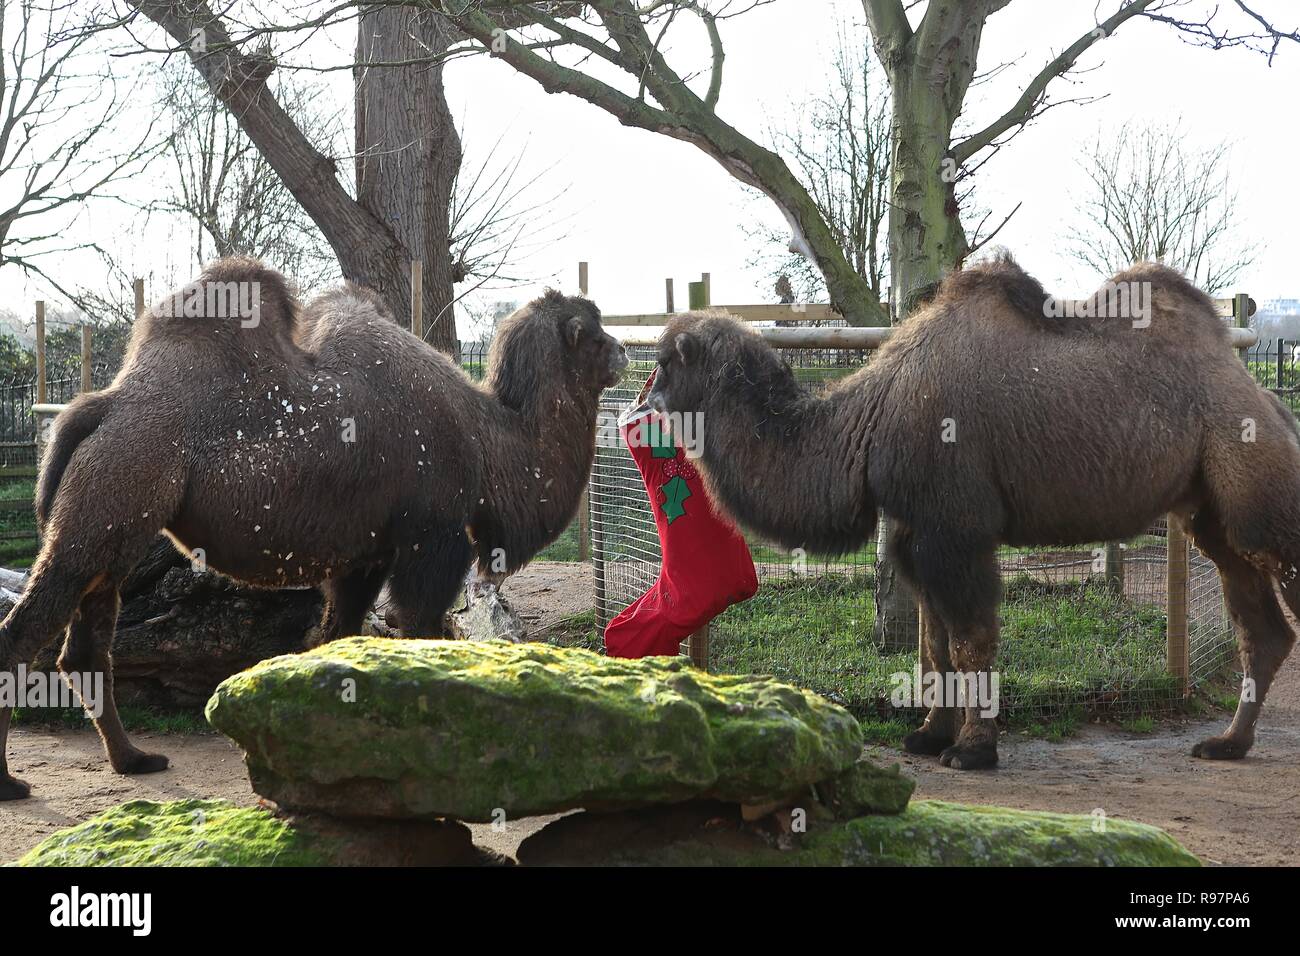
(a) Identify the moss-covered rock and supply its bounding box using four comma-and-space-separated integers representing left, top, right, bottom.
815, 759, 914, 818
517, 800, 1200, 867
205, 638, 863, 822
11, 799, 483, 867
798, 801, 1200, 866
14, 800, 329, 867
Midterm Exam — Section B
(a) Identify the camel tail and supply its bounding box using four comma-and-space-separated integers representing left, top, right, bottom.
35, 391, 113, 532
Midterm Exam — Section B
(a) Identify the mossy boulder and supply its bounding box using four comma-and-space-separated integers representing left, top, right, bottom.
205, 638, 864, 822
815, 759, 914, 818
797, 801, 1200, 866
11, 799, 483, 867
518, 800, 1200, 867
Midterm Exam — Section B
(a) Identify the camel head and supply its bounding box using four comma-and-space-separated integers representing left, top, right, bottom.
488, 289, 627, 412
649, 312, 797, 421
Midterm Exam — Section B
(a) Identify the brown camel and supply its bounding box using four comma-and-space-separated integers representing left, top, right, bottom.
0, 257, 626, 800
648, 254, 1298, 770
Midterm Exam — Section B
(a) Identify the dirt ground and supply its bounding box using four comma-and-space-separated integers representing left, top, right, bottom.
2, 559, 1297, 865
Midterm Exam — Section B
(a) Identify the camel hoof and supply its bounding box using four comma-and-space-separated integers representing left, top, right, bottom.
902, 729, 954, 757
0, 774, 32, 801
114, 751, 170, 775
938, 741, 998, 770
1192, 736, 1250, 760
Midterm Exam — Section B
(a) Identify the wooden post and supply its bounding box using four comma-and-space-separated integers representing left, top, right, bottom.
410, 261, 424, 342
35, 301, 46, 405
688, 623, 710, 670
684, 272, 711, 669
1234, 292, 1250, 364
687, 277, 710, 311
1166, 515, 1190, 696
577, 261, 591, 563
80, 324, 92, 393
1104, 542, 1124, 594
134, 278, 145, 320
665, 277, 675, 313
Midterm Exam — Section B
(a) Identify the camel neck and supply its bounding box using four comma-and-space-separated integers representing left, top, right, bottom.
698, 377, 877, 555
473, 381, 599, 573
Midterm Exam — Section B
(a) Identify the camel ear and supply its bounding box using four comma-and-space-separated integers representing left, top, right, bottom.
674, 332, 699, 366
566, 315, 584, 348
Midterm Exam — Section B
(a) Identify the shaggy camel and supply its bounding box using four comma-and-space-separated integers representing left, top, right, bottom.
0, 258, 626, 800
648, 255, 1298, 770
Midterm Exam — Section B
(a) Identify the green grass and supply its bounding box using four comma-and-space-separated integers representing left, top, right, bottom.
0, 474, 38, 567
709, 575, 1184, 722
13, 703, 212, 734
1121, 716, 1157, 734
534, 519, 583, 563
859, 715, 920, 748
1009, 706, 1085, 742
539, 609, 602, 652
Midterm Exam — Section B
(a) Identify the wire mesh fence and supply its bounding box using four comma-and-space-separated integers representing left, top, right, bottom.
592, 342, 1236, 720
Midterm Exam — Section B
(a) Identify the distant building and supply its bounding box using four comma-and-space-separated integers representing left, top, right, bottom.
1261, 298, 1300, 316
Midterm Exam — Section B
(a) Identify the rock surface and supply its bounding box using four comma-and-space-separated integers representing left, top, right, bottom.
205, 637, 864, 822
517, 799, 1201, 867
12, 798, 485, 867
816, 758, 914, 818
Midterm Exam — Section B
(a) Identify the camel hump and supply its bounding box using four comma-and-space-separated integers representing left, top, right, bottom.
298, 283, 393, 341
136, 256, 299, 344
933, 253, 1051, 323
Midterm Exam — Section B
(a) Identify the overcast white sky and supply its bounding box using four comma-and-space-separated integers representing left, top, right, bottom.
3, 0, 1298, 336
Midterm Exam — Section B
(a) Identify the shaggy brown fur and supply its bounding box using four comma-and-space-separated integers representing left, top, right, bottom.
650, 254, 1299, 770
0, 258, 626, 800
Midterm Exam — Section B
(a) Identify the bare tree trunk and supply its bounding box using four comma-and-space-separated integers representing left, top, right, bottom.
355, 7, 462, 355
131, 1, 463, 354
872, 75, 969, 650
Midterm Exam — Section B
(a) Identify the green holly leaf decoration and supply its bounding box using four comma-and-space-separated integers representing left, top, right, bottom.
648, 418, 677, 459
659, 475, 691, 524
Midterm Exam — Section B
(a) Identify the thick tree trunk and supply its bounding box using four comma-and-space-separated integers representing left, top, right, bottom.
132, 1, 463, 355
873, 78, 968, 650
355, 7, 462, 355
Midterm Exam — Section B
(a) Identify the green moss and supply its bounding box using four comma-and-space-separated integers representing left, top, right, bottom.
206, 638, 863, 822
549, 800, 1199, 867
12, 799, 334, 867
798, 801, 1200, 867
815, 759, 914, 817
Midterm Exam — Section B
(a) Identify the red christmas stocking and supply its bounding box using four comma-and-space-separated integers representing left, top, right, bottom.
604, 376, 758, 658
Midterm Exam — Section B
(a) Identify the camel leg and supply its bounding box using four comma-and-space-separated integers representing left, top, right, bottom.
903, 605, 961, 755
57, 580, 168, 775
888, 526, 960, 755
387, 527, 474, 637
1188, 509, 1295, 760
0, 565, 104, 800
316, 562, 393, 645
909, 530, 1002, 771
